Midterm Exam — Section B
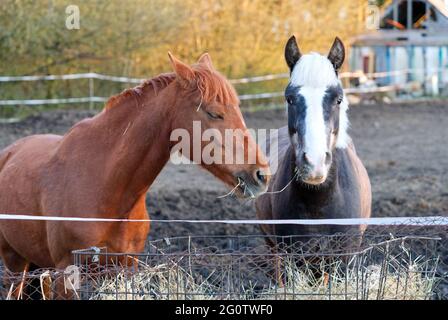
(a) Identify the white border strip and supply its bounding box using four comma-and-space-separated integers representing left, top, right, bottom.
0, 214, 446, 226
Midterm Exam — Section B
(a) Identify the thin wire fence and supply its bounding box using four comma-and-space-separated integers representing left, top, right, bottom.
0, 221, 446, 300
0, 68, 441, 108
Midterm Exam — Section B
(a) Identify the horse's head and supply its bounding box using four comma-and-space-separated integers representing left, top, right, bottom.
284, 36, 349, 186
168, 52, 270, 198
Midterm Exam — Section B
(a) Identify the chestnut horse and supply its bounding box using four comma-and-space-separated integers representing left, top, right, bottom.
256, 36, 371, 247
0, 53, 269, 296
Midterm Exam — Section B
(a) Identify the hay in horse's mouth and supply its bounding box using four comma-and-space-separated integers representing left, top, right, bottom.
237, 177, 256, 199
217, 176, 257, 199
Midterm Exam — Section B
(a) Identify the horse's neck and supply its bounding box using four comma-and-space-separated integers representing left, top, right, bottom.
74, 86, 176, 213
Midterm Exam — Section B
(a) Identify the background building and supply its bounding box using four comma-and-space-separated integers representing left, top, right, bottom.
350, 0, 448, 95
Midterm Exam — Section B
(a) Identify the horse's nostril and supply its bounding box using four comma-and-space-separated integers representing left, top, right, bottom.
303, 152, 311, 165
325, 152, 332, 165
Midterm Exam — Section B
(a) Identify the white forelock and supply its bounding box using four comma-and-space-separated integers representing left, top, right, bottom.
290, 53, 339, 88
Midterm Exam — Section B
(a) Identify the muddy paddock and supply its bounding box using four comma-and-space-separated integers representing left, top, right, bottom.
0, 101, 447, 239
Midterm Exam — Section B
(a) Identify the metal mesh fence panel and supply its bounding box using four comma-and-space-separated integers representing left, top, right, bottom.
0, 223, 447, 300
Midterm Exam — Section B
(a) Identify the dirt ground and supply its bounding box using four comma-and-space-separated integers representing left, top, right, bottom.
0, 101, 447, 239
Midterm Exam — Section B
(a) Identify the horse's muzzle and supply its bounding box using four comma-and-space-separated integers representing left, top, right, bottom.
234, 168, 270, 198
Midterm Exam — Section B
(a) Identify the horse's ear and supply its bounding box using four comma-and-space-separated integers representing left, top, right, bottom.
284, 35, 301, 72
197, 53, 214, 69
168, 52, 195, 84
328, 37, 345, 71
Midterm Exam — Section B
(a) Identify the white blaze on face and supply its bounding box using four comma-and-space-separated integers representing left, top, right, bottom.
289, 53, 349, 150
288, 52, 349, 181
299, 86, 328, 170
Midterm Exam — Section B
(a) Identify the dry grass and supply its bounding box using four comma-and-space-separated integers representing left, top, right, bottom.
258, 257, 437, 300
90, 242, 439, 300
90, 260, 216, 300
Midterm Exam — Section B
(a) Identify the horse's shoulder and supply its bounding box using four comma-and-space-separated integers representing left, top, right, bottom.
339, 141, 367, 177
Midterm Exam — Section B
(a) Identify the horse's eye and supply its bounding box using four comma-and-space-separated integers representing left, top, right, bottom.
336, 96, 343, 105
206, 111, 223, 120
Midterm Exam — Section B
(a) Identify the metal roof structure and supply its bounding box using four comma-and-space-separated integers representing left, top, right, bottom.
353, 0, 448, 47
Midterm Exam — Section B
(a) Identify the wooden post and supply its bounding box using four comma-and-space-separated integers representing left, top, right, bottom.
386, 46, 392, 85
438, 46, 443, 90
89, 77, 94, 110
407, 0, 412, 29
408, 45, 414, 82
393, 0, 399, 29
423, 46, 428, 94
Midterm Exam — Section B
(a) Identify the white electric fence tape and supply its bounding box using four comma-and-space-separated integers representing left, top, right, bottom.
1, 68, 440, 105
0, 214, 446, 226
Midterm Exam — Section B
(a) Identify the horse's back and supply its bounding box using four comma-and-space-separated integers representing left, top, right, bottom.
0, 134, 62, 174
1, 134, 62, 155
0, 134, 62, 213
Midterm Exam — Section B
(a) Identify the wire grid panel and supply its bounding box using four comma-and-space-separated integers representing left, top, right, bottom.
70, 232, 442, 300
0, 226, 445, 300
0, 267, 67, 300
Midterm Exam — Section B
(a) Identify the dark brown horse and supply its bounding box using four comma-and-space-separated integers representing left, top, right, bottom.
0, 53, 270, 297
256, 36, 371, 247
